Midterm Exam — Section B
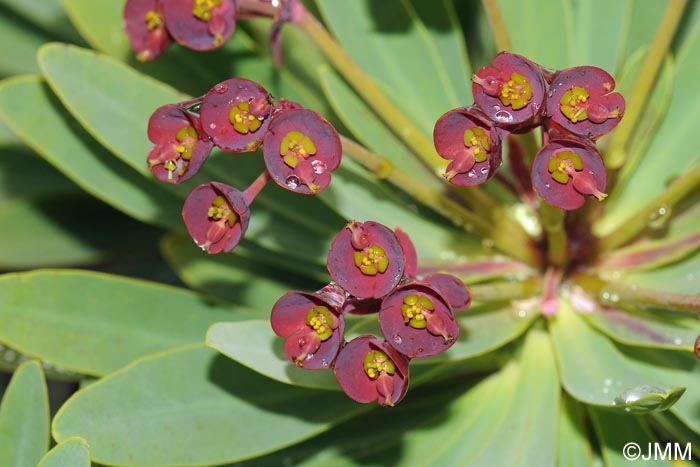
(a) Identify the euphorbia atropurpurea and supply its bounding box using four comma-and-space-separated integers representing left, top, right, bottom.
131, 0, 700, 410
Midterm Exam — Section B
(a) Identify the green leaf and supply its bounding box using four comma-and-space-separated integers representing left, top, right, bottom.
0, 149, 78, 204
0, 7, 48, 76
318, 67, 442, 192
596, 25, 700, 235
36, 438, 90, 467
585, 306, 698, 352
0, 193, 162, 269
0, 0, 83, 43
316, 0, 471, 137
497, 0, 572, 69
207, 320, 339, 391
589, 407, 673, 467
549, 299, 685, 412
251, 328, 558, 467
0, 270, 256, 376
61, 0, 130, 59
161, 233, 324, 310
0, 76, 183, 231
621, 346, 700, 435
52, 344, 363, 467
558, 395, 595, 467
569, 0, 632, 73
0, 361, 49, 467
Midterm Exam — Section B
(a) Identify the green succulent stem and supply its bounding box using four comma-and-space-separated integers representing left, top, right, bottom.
596, 161, 700, 252
481, 0, 512, 52
605, 0, 689, 169
469, 276, 542, 302
341, 136, 539, 266
539, 201, 568, 267
573, 273, 700, 313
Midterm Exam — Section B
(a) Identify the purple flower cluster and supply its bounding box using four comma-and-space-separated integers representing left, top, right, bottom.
145, 78, 342, 253
271, 221, 471, 407
434, 52, 625, 210
123, 0, 237, 60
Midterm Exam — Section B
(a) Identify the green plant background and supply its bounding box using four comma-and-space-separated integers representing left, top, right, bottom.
0, 0, 699, 466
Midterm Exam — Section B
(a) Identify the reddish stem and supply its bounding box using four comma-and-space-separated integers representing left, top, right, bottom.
242, 170, 271, 205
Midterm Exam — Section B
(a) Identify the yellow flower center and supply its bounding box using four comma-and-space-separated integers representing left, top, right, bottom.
401, 294, 435, 329
559, 86, 590, 123
363, 351, 395, 380
498, 72, 533, 110
353, 245, 389, 276
279, 131, 317, 169
305, 306, 336, 341
229, 101, 262, 135
192, 0, 221, 21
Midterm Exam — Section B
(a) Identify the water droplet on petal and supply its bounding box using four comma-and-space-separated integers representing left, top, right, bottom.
493, 110, 514, 123
480, 167, 489, 175
544, 183, 551, 189
286, 175, 300, 189
209, 123, 217, 130
311, 160, 327, 174
214, 83, 227, 94
392, 334, 402, 345
467, 169, 477, 178
416, 347, 424, 354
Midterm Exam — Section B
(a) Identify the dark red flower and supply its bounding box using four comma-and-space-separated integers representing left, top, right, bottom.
379, 283, 459, 358
181, 182, 250, 254
199, 78, 273, 153
262, 108, 342, 194
147, 102, 213, 184
270, 291, 344, 369
333, 335, 410, 407
532, 139, 607, 210
123, 0, 172, 61
546, 66, 625, 140
327, 221, 405, 299
422, 273, 471, 311
471, 52, 547, 131
433, 106, 504, 186
160, 0, 236, 51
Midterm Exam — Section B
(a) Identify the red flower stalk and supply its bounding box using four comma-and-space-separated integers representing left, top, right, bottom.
545, 66, 625, 140
181, 182, 250, 254
532, 139, 608, 210
160, 0, 237, 51
327, 221, 405, 299
379, 283, 459, 358
433, 106, 504, 186
471, 52, 547, 132
200, 78, 274, 153
333, 335, 410, 407
270, 291, 344, 369
123, 0, 172, 62
262, 108, 342, 194
147, 101, 213, 184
